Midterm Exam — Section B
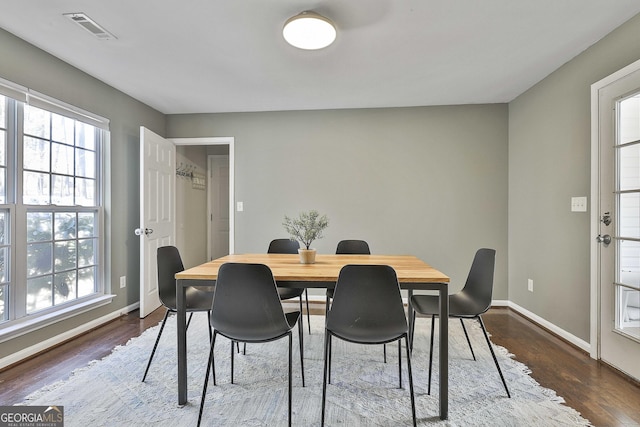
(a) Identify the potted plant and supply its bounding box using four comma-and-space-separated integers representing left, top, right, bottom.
283, 210, 329, 264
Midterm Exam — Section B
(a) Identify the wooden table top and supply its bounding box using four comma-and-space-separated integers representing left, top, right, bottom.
176, 253, 449, 284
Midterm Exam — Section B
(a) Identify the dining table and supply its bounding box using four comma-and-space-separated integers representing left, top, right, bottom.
174, 253, 450, 420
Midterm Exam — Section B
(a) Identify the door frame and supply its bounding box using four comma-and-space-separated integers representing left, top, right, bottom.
171, 137, 235, 255
590, 57, 640, 360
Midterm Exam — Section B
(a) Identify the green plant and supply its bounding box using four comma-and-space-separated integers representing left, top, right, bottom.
283, 210, 329, 250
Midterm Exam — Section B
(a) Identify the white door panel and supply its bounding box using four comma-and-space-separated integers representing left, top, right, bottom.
139, 127, 175, 318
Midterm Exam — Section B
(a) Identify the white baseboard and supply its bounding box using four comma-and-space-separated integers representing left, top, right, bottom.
502, 300, 592, 354
299, 297, 592, 353
0, 302, 140, 370
2, 297, 594, 370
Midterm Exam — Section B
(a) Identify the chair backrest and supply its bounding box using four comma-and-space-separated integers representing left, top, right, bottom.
335, 239, 371, 255
459, 248, 496, 314
327, 264, 407, 337
268, 238, 300, 254
211, 263, 292, 341
157, 245, 184, 309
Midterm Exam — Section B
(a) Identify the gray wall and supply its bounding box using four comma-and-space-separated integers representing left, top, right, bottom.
5, 9, 640, 359
0, 28, 164, 359
167, 105, 509, 298
509, 13, 640, 341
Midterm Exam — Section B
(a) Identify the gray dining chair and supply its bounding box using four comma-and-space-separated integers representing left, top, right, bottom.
328, 240, 393, 364
327, 239, 371, 313
410, 248, 510, 397
197, 262, 304, 427
141, 245, 213, 382
322, 264, 416, 426
269, 238, 310, 334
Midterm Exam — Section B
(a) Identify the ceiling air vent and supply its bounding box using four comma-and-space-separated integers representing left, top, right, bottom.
63, 13, 116, 40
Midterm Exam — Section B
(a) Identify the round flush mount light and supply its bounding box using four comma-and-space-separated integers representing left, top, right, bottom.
283, 11, 336, 50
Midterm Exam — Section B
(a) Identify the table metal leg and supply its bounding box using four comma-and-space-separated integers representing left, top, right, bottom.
177, 279, 188, 406
439, 285, 448, 420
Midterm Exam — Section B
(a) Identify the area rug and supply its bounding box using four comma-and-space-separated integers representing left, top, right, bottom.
20, 314, 591, 426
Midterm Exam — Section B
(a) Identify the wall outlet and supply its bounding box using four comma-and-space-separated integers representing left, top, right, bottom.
527, 279, 533, 292
120, 276, 126, 288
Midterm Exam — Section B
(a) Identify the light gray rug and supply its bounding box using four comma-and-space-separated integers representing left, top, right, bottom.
21, 314, 592, 426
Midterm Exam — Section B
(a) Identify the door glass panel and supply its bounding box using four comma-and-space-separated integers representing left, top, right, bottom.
617, 285, 640, 339
619, 193, 640, 238
616, 92, 640, 337
620, 95, 640, 144
619, 240, 640, 288
619, 144, 640, 191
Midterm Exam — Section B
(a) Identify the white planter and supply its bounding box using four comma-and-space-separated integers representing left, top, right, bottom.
298, 248, 317, 264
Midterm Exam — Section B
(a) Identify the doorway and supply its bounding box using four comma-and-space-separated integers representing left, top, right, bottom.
171, 137, 234, 266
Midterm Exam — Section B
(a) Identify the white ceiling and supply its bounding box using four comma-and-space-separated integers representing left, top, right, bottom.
1, 1, 639, 114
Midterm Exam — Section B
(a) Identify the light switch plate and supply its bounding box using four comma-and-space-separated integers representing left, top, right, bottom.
571, 196, 587, 212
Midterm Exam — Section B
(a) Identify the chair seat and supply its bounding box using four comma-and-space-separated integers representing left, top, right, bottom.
330, 321, 407, 344
215, 307, 301, 343
164, 285, 214, 312
411, 292, 489, 318
278, 287, 305, 300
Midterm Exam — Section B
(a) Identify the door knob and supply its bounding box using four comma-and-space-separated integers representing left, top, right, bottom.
135, 228, 154, 236
596, 234, 611, 245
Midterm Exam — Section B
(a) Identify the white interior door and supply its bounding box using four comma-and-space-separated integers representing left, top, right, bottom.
208, 155, 230, 260
138, 127, 175, 318
595, 64, 640, 381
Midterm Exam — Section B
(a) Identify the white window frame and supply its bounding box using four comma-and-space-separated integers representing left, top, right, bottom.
0, 77, 113, 343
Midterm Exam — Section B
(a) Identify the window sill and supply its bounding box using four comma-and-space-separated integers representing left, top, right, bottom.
0, 294, 115, 344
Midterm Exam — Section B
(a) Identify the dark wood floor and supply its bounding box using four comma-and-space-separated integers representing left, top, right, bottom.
1, 306, 639, 426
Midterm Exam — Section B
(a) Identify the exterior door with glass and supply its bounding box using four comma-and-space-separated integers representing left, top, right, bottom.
595, 64, 640, 381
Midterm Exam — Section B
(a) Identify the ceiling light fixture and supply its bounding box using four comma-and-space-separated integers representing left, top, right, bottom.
283, 11, 336, 50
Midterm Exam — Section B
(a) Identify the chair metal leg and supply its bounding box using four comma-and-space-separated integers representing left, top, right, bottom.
384, 343, 387, 363
428, 314, 435, 395
477, 315, 511, 398
288, 332, 292, 427
298, 313, 305, 387
398, 339, 402, 388
410, 310, 416, 350
230, 339, 235, 384
142, 309, 169, 382
404, 334, 417, 427
298, 296, 305, 339
207, 311, 213, 344
460, 318, 476, 361
304, 289, 311, 334
197, 330, 217, 427
321, 331, 331, 426
328, 331, 332, 384
211, 332, 218, 386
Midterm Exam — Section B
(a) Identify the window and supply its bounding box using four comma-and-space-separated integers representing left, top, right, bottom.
0, 82, 109, 334
0, 96, 7, 322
